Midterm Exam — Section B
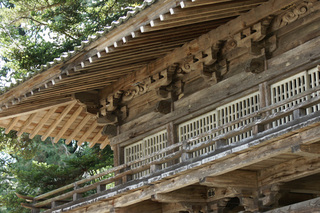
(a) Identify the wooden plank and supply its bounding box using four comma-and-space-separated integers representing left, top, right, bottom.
113, 124, 320, 208
0, 98, 75, 121
180, 0, 234, 8
29, 107, 58, 139
5, 116, 20, 134
264, 197, 320, 213
199, 170, 257, 188
76, 121, 98, 146
52, 106, 84, 143
100, 0, 301, 100
100, 137, 110, 149
89, 127, 104, 148
111, 34, 320, 146
16, 113, 38, 137
41, 102, 77, 141
258, 156, 320, 186
64, 114, 92, 145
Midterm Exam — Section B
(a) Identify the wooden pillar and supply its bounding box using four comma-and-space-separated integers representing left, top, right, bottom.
259, 82, 271, 130
166, 122, 178, 165
73, 184, 82, 201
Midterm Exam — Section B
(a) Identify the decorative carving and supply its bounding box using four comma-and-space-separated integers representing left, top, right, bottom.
102, 124, 117, 137
154, 100, 171, 114
177, 42, 224, 87
278, 1, 313, 27
245, 56, 265, 73
99, 66, 177, 116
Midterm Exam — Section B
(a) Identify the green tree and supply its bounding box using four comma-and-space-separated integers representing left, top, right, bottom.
0, 0, 143, 212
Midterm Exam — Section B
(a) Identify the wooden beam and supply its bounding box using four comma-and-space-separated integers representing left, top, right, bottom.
88, 126, 104, 148
29, 107, 58, 139
64, 114, 92, 145
99, 137, 110, 149
114, 124, 320, 208
162, 203, 188, 213
5, 116, 20, 134
76, 121, 98, 146
180, 0, 233, 9
0, 98, 75, 121
16, 113, 38, 137
258, 157, 320, 187
52, 106, 84, 143
41, 102, 77, 141
100, 0, 301, 100
199, 170, 257, 188
152, 186, 207, 203
264, 197, 320, 213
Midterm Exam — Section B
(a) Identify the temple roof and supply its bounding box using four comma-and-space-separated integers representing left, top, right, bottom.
0, 0, 268, 147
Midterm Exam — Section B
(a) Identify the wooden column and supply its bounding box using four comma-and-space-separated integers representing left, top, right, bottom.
166, 122, 178, 166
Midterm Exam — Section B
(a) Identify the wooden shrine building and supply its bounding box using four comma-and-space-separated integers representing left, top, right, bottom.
1, 0, 320, 212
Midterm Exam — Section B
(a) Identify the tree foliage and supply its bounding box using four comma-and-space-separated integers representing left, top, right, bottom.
0, 0, 142, 84
0, 0, 144, 212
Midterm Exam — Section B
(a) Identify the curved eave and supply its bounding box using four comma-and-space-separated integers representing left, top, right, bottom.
0, 0, 268, 147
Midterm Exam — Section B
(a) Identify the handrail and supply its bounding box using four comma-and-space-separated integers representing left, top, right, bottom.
31, 83, 320, 210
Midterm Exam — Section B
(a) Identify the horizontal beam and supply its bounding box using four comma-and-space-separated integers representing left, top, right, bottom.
258, 156, 320, 186
199, 170, 257, 188
114, 123, 320, 208
100, 0, 301, 100
264, 197, 320, 213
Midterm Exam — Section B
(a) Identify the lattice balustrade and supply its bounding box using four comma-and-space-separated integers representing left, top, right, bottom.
308, 67, 320, 113
271, 72, 308, 127
124, 130, 167, 179
217, 92, 260, 144
178, 111, 218, 158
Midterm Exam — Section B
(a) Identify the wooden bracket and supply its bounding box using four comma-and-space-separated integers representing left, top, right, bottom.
245, 55, 265, 74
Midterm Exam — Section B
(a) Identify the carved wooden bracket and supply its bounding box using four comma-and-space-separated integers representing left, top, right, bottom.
259, 183, 282, 210
276, 1, 315, 28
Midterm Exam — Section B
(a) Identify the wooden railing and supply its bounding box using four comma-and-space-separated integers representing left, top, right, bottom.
28, 83, 320, 211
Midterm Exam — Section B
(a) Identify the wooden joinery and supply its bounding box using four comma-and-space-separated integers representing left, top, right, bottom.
29, 107, 58, 139
5, 116, 20, 134
52, 106, 84, 143
16, 113, 37, 137
64, 114, 92, 145
76, 122, 98, 146
41, 102, 77, 141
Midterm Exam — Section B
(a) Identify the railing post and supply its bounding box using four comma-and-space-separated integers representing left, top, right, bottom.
293, 108, 307, 119
252, 115, 264, 135
167, 122, 178, 166
31, 208, 40, 213
181, 141, 192, 161
73, 183, 82, 201
122, 165, 133, 184
259, 82, 271, 130
150, 164, 162, 173
216, 139, 227, 149
97, 184, 106, 193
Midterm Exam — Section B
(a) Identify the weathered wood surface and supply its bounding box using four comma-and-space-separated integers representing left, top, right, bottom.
264, 197, 320, 213
111, 34, 320, 146
36, 115, 320, 213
